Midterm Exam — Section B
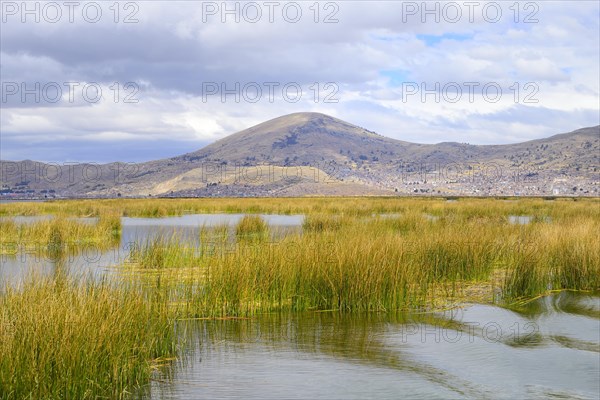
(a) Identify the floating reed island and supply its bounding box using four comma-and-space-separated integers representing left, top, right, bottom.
1, 197, 598, 398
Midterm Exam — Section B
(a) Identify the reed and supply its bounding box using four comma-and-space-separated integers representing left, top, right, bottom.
99, 212, 122, 239
129, 236, 199, 270
2, 197, 598, 220
0, 276, 178, 399
503, 218, 600, 302
0, 216, 120, 255
302, 213, 346, 232
122, 200, 599, 315
1, 197, 599, 398
125, 215, 514, 315
235, 215, 268, 240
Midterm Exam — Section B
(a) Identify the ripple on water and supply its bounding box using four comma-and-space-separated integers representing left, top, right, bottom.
147, 295, 599, 399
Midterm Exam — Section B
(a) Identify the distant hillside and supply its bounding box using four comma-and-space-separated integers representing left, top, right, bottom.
1, 113, 598, 197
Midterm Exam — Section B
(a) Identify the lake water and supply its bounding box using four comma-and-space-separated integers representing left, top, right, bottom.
0, 214, 303, 284
507, 215, 552, 225
2, 214, 598, 399
145, 291, 599, 399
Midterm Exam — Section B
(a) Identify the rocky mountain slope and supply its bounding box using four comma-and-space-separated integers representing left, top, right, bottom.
1, 113, 598, 197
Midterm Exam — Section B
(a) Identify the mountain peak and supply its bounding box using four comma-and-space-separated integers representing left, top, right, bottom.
183, 111, 392, 165
1, 113, 597, 198
272, 111, 334, 120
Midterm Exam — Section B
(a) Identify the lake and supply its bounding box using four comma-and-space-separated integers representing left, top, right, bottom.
0, 213, 304, 284
145, 291, 599, 399
2, 213, 598, 399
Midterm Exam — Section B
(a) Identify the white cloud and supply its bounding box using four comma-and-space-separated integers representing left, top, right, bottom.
1, 1, 598, 162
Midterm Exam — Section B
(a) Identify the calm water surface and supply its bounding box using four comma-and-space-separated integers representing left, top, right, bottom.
0, 214, 303, 284
146, 292, 599, 399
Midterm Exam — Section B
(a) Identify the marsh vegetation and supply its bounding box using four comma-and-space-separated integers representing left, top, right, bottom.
0, 197, 598, 398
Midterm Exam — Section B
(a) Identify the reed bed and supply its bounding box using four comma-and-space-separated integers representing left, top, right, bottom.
2, 197, 592, 308
1, 197, 599, 398
128, 236, 201, 270
0, 276, 178, 400
118, 201, 599, 316
2, 197, 597, 220
0, 215, 120, 256
503, 217, 600, 302
123, 212, 587, 316
235, 215, 269, 240
302, 213, 349, 232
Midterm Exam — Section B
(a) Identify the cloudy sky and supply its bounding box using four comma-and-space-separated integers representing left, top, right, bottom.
1, 0, 598, 162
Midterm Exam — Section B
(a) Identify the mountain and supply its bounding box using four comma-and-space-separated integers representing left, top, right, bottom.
1, 113, 598, 197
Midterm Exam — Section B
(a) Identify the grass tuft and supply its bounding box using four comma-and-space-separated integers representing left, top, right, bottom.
235, 215, 268, 240
0, 276, 178, 399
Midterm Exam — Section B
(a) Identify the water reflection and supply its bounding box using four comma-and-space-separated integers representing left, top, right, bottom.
148, 293, 599, 399
2, 213, 597, 398
507, 215, 552, 225
0, 215, 54, 224
1, 214, 304, 285
509, 291, 600, 353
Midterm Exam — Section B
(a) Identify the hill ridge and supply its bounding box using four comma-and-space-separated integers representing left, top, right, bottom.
1, 113, 598, 197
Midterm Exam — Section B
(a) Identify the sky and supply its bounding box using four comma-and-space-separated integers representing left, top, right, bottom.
1, 0, 599, 163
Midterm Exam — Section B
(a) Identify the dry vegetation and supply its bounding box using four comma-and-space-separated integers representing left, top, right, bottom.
0, 276, 177, 399
0, 197, 598, 398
